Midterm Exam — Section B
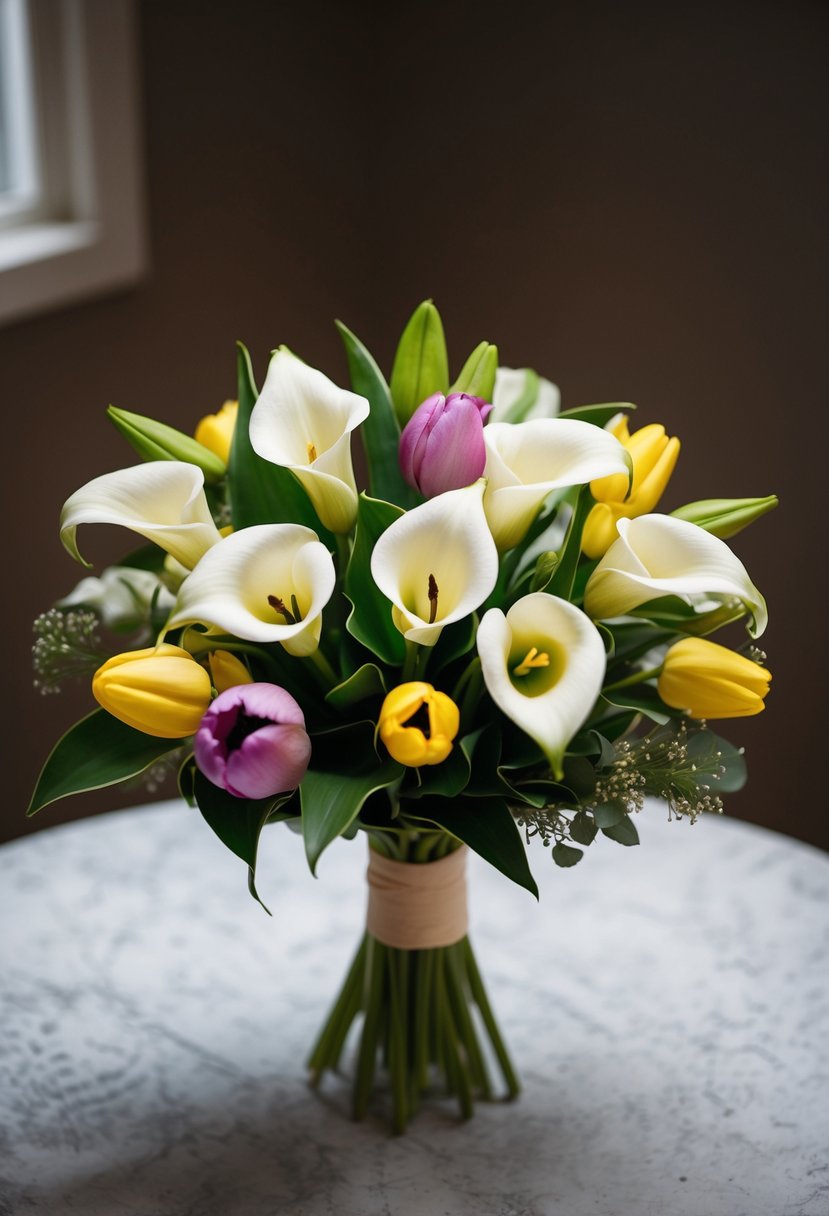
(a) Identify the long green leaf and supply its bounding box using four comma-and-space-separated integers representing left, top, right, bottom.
194, 772, 294, 913
336, 320, 416, 508
301, 761, 403, 874
228, 343, 332, 540
389, 300, 449, 425
559, 402, 636, 427
407, 795, 539, 898
28, 709, 184, 815
325, 663, 387, 711
345, 493, 406, 665
546, 486, 595, 601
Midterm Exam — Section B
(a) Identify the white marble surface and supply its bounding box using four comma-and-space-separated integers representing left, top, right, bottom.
0, 799, 827, 1216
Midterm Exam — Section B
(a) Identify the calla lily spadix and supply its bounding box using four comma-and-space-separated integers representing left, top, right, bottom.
482, 419, 631, 551
60, 462, 223, 571
477, 592, 606, 779
584, 514, 768, 638
166, 523, 336, 656
370, 480, 499, 648
249, 348, 370, 534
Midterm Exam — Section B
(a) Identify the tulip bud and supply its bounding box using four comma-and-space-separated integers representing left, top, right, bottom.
195, 683, 311, 799
107, 406, 227, 484
194, 400, 239, 465
389, 300, 450, 426
582, 420, 680, 558
378, 682, 460, 767
399, 392, 493, 498
670, 496, 778, 540
657, 637, 772, 719
207, 650, 254, 693
93, 644, 213, 738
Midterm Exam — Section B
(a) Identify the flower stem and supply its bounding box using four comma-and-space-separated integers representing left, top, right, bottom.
603, 664, 663, 693
306, 646, 339, 687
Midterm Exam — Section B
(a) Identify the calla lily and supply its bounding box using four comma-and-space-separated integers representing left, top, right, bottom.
370, 481, 499, 647
166, 523, 336, 656
60, 462, 223, 571
58, 565, 174, 630
249, 348, 370, 533
483, 419, 631, 551
477, 593, 606, 778
491, 367, 560, 423
584, 514, 768, 637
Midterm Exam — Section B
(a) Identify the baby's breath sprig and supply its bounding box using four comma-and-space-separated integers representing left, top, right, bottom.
32, 608, 107, 695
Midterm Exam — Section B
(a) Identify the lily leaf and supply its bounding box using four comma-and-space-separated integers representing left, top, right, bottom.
345, 494, 406, 665
28, 709, 184, 815
546, 486, 595, 601
301, 761, 403, 874
559, 402, 636, 427
194, 772, 295, 913
228, 342, 332, 540
404, 742, 471, 800
406, 795, 539, 899
325, 663, 387, 711
336, 320, 417, 509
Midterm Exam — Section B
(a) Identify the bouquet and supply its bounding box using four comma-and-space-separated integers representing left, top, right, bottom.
29, 301, 776, 1132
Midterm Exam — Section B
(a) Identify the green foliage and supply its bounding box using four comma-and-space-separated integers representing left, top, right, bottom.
107, 405, 226, 482
28, 709, 184, 815
301, 761, 403, 874
344, 494, 406, 665
450, 341, 498, 399
552, 842, 583, 867
558, 402, 636, 426
407, 796, 539, 898
389, 300, 449, 425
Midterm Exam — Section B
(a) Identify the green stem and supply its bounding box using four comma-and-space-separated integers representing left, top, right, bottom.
401, 640, 420, 682
353, 936, 386, 1120
306, 646, 339, 687
463, 938, 520, 1098
335, 532, 352, 576
603, 663, 663, 693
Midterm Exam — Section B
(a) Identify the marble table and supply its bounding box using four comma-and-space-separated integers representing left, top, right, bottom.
1, 800, 827, 1216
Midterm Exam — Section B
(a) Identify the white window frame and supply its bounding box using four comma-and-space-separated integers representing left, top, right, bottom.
0, 0, 147, 326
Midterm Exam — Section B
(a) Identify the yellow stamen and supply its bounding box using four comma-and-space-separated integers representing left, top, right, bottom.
513, 647, 550, 677
307, 442, 317, 463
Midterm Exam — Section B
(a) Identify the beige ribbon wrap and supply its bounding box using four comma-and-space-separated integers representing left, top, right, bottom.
366, 845, 469, 950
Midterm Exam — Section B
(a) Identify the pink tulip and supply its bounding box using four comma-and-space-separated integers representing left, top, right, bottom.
399, 392, 493, 498
194, 682, 311, 800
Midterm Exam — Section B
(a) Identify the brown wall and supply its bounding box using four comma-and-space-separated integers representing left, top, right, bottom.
2, 1, 827, 850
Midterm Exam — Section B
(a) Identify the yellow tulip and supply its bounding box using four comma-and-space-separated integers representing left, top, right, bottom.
195, 400, 238, 464
582, 418, 680, 558
657, 638, 771, 719
378, 682, 460, 767
93, 644, 213, 737
208, 650, 253, 693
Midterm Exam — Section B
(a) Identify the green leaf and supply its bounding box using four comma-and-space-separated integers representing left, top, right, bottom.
28, 709, 185, 815
569, 812, 598, 846
428, 614, 477, 673
592, 802, 626, 829
301, 761, 403, 874
598, 687, 675, 725
336, 320, 416, 508
450, 341, 498, 399
107, 406, 226, 483
177, 753, 197, 806
325, 663, 387, 711
194, 772, 294, 913
552, 842, 584, 867
345, 493, 406, 665
389, 300, 449, 426
406, 796, 539, 898
558, 402, 636, 427
601, 814, 640, 846
117, 542, 166, 572
228, 343, 332, 540
687, 728, 747, 793
404, 742, 471, 800
546, 487, 595, 600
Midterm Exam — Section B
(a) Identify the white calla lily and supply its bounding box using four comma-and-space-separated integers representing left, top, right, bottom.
477, 593, 606, 778
491, 367, 560, 423
584, 514, 768, 637
371, 481, 499, 647
166, 523, 336, 656
60, 462, 222, 570
483, 419, 630, 551
58, 566, 174, 629
249, 347, 370, 534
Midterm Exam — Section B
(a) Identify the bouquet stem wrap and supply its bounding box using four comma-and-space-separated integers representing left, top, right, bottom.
308, 837, 519, 1132
366, 845, 468, 949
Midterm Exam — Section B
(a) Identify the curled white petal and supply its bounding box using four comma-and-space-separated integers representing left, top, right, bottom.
584, 514, 768, 638
60, 462, 222, 570
371, 481, 498, 647
483, 419, 630, 551
249, 348, 370, 534
166, 523, 336, 655
477, 593, 606, 777
491, 367, 560, 423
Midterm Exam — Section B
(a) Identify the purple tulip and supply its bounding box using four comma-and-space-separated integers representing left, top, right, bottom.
194, 682, 311, 800
399, 392, 493, 498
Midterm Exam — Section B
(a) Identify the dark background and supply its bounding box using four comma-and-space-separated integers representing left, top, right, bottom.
2, 1, 826, 848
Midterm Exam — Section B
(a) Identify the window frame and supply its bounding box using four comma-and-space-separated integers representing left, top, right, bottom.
0, 0, 147, 326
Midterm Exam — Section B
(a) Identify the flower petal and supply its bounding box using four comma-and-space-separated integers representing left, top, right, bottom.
225, 723, 312, 799
60, 462, 222, 570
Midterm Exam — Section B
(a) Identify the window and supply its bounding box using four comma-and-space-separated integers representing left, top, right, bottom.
0, 0, 146, 325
